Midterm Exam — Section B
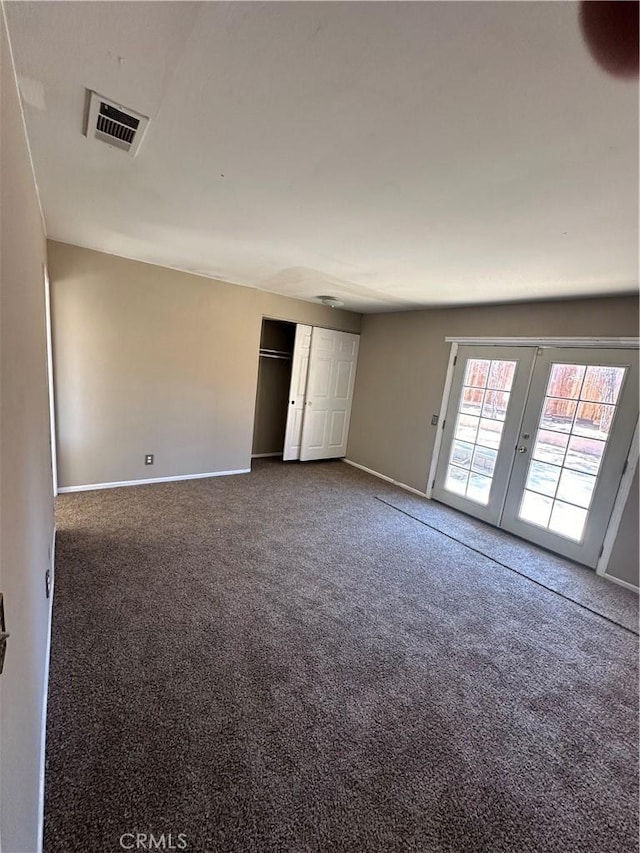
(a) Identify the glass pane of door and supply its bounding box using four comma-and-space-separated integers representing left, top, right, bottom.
517, 363, 625, 541
501, 349, 638, 567
433, 346, 537, 525
444, 358, 517, 505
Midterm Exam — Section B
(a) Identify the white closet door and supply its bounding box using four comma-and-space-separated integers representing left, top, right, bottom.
282, 324, 312, 461
300, 329, 360, 461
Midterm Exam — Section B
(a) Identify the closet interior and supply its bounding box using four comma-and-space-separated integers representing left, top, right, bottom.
252, 319, 296, 457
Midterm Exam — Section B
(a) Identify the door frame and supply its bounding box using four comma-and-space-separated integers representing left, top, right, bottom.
426, 337, 640, 581
251, 315, 360, 468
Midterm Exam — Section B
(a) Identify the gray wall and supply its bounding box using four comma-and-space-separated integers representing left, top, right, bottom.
607, 466, 639, 588
48, 241, 361, 488
347, 295, 639, 585
0, 15, 55, 852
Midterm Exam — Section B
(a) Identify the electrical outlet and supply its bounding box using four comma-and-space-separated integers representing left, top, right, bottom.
431, 414, 439, 426
145, 454, 154, 465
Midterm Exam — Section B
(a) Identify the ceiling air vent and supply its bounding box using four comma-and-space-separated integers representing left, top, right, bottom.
85, 91, 149, 157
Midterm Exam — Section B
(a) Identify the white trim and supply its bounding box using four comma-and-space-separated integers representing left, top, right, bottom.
596, 418, 639, 578
445, 336, 639, 349
57, 468, 250, 493
343, 459, 427, 498
601, 572, 639, 593
37, 525, 56, 853
251, 452, 282, 458
426, 342, 458, 499
496, 350, 539, 525
44, 267, 57, 497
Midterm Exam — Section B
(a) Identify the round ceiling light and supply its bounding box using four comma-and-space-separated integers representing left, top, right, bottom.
317, 295, 344, 308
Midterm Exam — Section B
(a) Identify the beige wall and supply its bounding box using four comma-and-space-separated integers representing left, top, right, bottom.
47, 242, 361, 488
347, 295, 639, 584
0, 16, 55, 853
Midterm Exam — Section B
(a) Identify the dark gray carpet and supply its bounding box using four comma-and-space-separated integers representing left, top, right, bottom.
375, 486, 638, 633
45, 459, 639, 853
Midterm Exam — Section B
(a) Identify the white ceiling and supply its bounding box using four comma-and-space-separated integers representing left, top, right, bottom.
5, 1, 639, 313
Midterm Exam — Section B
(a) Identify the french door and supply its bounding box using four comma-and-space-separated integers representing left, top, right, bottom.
433, 347, 537, 524
433, 346, 638, 567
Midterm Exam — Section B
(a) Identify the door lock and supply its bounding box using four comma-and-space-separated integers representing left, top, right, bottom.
517, 446, 528, 453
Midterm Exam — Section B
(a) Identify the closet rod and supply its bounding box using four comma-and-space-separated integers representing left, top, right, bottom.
259, 347, 291, 358
259, 352, 291, 360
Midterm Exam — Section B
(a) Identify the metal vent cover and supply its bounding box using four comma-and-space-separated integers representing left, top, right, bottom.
85, 91, 149, 156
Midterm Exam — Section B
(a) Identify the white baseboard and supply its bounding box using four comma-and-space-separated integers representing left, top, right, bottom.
602, 571, 639, 594
342, 459, 427, 499
57, 468, 251, 494
251, 453, 282, 458
37, 524, 56, 853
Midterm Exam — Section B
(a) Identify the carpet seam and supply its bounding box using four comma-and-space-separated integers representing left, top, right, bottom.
375, 496, 639, 637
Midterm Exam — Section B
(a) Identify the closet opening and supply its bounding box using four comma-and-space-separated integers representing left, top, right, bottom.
252, 319, 296, 460
252, 319, 359, 464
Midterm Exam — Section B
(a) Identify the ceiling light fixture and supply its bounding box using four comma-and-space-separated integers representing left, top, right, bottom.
317, 295, 344, 308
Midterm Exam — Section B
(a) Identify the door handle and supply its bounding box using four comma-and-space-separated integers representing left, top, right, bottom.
0, 632, 8, 675
517, 446, 528, 453
0, 594, 7, 675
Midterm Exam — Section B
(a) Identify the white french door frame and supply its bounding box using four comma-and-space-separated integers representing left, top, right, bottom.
597, 417, 638, 582
427, 337, 640, 581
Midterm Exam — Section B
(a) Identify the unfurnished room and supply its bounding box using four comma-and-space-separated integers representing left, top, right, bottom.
1, 2, 639, 852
